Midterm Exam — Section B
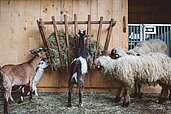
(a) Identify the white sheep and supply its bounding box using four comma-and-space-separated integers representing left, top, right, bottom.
111, 39, 168, 59
110, 39, 168, 98
95, 53, 171, 107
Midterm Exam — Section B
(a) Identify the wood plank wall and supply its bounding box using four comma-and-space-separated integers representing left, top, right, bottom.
0, 0, 129, 92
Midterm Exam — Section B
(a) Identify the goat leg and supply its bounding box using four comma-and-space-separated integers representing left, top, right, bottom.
67, 80, 73, 107
4, 87, 12, 114
4, 98, 8, 114
78, 79, 84, 107
29, 81, 33, 100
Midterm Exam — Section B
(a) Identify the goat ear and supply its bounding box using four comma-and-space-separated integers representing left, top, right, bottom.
83, 30, 86, 35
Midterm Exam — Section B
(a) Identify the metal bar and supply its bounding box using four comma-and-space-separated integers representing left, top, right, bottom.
40, 20, 117, 25
93, 16, 103, 65
52, 16, 64, 69
37, 19, 55, 70
86, 15, 91, 49
103, 18, 115, 55
64, 15, 70, 68
74, 14, 78, 48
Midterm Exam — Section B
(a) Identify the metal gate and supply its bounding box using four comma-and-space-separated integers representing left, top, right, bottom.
128, 24, 171, 56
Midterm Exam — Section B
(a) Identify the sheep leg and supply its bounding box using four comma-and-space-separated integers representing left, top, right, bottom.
122, 87, 130, 107
114, 85, 124, 102
158, 85, 168, 104
168, 88, 171, 100
134, 82, 138, 98
67, 80, 74, 107
137, 83, 143, 99
78, 79, 84, 107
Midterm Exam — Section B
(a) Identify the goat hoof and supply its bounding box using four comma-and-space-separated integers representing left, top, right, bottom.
78, 103, 83, 107
122, 102, 129, 107
158, 97, 167, 104
169, 94, 171, 100
67, 104, 72, 107
18, 100, 23, 104
114, 96, 121, 102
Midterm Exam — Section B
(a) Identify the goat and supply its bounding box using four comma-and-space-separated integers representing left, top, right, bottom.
32, 60, 48, 96
8, 60, 48, 103
0, 48, 47, 114
67, 30, 91, 107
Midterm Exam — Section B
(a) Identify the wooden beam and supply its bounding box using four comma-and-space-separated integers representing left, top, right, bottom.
74, 14, 78, 48
86, 15, 91, 49
93, 17, 103, 65
103, 18, 115, 55
37, 19, 55, 70
41, 20, 117, 25
64, 15, 70, 68
52, 16, 64, 69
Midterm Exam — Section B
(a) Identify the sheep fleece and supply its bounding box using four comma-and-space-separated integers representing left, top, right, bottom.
96, 53, 171, 88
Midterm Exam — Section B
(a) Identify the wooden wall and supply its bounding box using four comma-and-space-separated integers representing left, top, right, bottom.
0, 0, 128, 92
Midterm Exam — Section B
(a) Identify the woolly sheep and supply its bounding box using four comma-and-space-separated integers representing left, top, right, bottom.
110, 39, 168, 98
95, 53, 171, 107
111, 39, 168, 59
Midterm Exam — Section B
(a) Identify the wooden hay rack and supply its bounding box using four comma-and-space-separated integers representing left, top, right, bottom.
37, 14, 116, 71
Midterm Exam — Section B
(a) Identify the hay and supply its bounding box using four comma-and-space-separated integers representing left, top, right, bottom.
48, 30, 103, 70
0, 93, 171, 114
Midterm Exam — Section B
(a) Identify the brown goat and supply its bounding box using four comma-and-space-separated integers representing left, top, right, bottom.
0, 48, 47, 114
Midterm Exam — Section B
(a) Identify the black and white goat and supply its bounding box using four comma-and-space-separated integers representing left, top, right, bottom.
67, 30, 91, 107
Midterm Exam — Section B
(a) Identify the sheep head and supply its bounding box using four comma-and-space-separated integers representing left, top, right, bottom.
95, 56, 112, 70
110, 47, 127, 59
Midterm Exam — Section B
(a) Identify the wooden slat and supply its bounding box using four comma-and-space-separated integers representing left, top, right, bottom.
64, 15, 70, 68
37, 19, 55, 70
42, 21, 116, 25
74, 14, 78, 48
93, 17, 103, 65
52, 16, 64, 69
103, 18, 116, 55
86, 15, 91, 49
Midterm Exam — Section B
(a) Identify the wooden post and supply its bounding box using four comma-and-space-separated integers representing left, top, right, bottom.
103, 18, 115, 55
74, 14, 78, 48
52, 16, 64, 69
64, 15, 70, 68
93, 17, 103, 65
37, 19, 55, 70
86, 15, 91, 49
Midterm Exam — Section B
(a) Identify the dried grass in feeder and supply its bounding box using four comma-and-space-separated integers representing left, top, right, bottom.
48, 30, 103, 70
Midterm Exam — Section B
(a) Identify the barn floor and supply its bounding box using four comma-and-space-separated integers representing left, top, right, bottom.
0, 92, 171, 114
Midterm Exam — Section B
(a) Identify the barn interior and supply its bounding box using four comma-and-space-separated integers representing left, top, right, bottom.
129, 0, 171, 24
128, 0, 171, 56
